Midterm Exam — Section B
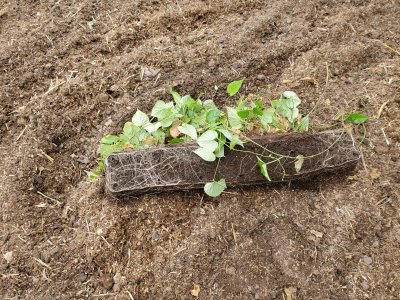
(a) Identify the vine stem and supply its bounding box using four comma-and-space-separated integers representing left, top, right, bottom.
228, 147, 275, 160
213, 157, 221, 180
242, 136, 295, 159
241, 130, 345, 161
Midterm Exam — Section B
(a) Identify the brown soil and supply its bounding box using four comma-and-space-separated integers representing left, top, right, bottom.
1, 0, 399, 299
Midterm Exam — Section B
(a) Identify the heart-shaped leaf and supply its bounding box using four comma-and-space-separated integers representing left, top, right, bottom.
178, 123, 198, 140
193, 147, 216, 162
226, 107, 242, 129
132, 109, 150, 127
227, 79, 244, 96
346, 113, 368, 124
204, 179, 227, 197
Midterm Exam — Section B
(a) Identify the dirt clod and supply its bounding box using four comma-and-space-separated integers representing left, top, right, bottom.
100, 274, 114, 290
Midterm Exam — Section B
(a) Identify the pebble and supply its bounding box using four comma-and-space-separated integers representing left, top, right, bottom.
142, 67, 160, 78
363, 255, 373, 265
151, 230, 159, 241
98, 93, 109, 102
257, 74, 266, 80
76, 273, 87, 283
226, 267, 236, 275
360, 280, 369, 290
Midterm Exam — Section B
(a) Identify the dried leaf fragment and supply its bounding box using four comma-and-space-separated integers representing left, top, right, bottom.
369, 168, 381, 179
284, 286, 297, 300
3, 251, 13, 264
170, 123, 181, 138
294, 155, 304, 173
191, 284, 200, 297
310, 229, 323, 238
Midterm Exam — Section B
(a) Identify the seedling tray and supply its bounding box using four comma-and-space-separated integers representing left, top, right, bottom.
105, 130, 360, 199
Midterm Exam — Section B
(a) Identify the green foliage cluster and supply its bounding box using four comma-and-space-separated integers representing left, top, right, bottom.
89, 80, 367, 197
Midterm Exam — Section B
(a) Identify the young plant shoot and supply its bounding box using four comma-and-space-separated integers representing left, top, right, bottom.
90, 80, 366, 197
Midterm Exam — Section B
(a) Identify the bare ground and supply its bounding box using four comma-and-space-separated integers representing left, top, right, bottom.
1, 0, 400, 299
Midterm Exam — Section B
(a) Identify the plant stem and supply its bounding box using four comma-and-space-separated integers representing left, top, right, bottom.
229, 147, 274, 160
213, 157, 221, 180
243, 136, 295, 159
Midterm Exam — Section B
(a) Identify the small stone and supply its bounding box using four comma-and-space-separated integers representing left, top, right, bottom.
151, 230, 159, 241
32, 276, 39, 284
257, 74, 266, 80
226, 267, 236, 275
3, 251, 13, 264
363, 255, 373, 265
76, 273, 87, 283
142, 67, 160, 78
360, 280, 369, 290
98, 93, 109, 102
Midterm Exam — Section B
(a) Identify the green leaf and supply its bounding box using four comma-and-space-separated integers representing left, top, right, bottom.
87, 169, 101, 182
272, 99, 298, 122
178, 123, 198, 140
215, 136, 226, 158
197, 130, 218, 151
227, 79, 244, 96
203, 99, 217, 108
97, 160, 105, 171
168, 138, 185, 145
236, 98, 246, 110
206, 109, 221, 124
198, 140, 218, 151
144, 122, 161, 133
151, 100, 174, 119
297, 116, 309, 131
123, 122, 140, 139
257, 157, 271, 181
218, 129, 233, 140
193, 147, 216, 162
132, 109, 150, 127
152, 129, 166, 144
252, 100, 263, 109
229, 134, 244, 149
282, 91, 301, 108
253, 107, 263, 116
98, 143, 124, 158
226, 107, 242, 129
204, 179, 227, 197
237, 109, 252, 119
198, 130, 218, 141
346, 113, 368, 124
170, 89, 181, 103
260, 108, 275, 127
159, 115, 177, 128
101, 135, 120, 145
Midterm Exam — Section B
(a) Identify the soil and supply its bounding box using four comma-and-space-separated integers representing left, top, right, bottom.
0, 0, 399, 299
